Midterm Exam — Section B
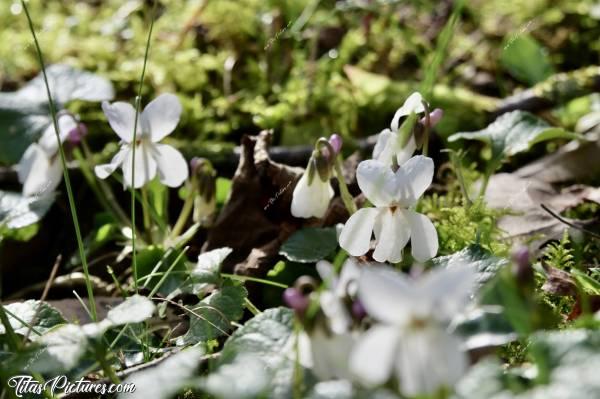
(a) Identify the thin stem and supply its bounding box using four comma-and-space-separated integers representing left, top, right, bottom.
541, 204, 600, 240
81, 139, 132, 226
0, 304, 20, 350
221, 273, 288, 289
141, 186, 152, 232
333, 155, 357, 215
98, 347, 121, 385
244, 298, 261, 316
107, 265, 127, 298
130, 0, 158, 293
171, 183, 195, 238
148, 246, 190, 297
421, 100, 431, 157
21, 0, 97, 321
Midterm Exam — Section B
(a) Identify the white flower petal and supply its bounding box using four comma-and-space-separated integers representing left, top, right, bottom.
390, 92, 425, 132
338, 207, 379, 256
420, 264, 475, 322
94, 146, 128, 180
102, 101, 138, 143
320, 291, 352, 335
372, 128, 394, 164
38, 115, 77, 155
356, 160, 397, 207
18, 144, 63, 197
404, 209, 438, 262
357, 266, 419, 325
316, 260, 336, 287
142, 94, 182, 142
395, 155, 434, 205
151, 143, 189, 187
336, 258, 361, 297
290, 173, 334, 218
396, 135, 417, 166
311, 328, 355, 381
396, 328, 467, 397
122, 144, 157, 188
372, 209, 410, 263
350, 325, 399, 386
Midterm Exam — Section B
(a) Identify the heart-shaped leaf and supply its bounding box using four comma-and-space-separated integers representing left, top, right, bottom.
218, 307, 299, 399
178, 284, 247, 345
0, 190, 56, 230
0, 64, 114, 164
280, 227, 338, 263
448, 111, 581, 168
432, 244, 509, 291
120, 348, 204, 399
0, 300, 65, 336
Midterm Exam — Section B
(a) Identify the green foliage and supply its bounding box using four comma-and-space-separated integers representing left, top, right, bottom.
279, 227, 338, 263
419, 194, 507, 255
501, 35, 554, 85
544, 231, 575, 271
449, 111, 581, 173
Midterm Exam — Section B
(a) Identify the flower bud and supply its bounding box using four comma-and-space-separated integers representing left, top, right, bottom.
351, 299, 367, 320
67, 123, 88, 145
328, 134, 343, 154
190, 158, 217, 223
511, 245, 533, 287
283, 287, 310, 315
419, 108, 443, 128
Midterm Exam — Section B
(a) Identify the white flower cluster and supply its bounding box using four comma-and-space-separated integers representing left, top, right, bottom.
293, 93, 473, 396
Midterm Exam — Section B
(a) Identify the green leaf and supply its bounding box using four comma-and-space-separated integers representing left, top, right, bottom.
120, 348, 204, 399
190, 247, 232, 285
0, 300, 65, 336
137, 246, 188, 295
178, 284, 247, 345
448, 111, 581, 167
571, 268, 600, 296
0, 64, 114, 164
453, 307, 517, 350
432, 244, 509, 291
218, 307, 299, 399
457, 330, 600, 399
0, 190, 55, 230
280, 227, 338, 263
501, 35, 554, 85
199, 354, 269, 399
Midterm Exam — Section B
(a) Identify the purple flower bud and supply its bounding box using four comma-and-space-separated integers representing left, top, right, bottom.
190, 157, 202, 172
351, 299, 367, 320
67, 123, 87, 145
328, 134, 343, 154
511, 245, 530, 268
283, 287, 310, 315
420, 108, 443, 128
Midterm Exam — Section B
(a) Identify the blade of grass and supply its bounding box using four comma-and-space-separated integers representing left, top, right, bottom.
20, 0, 97, 321
221, 273, 289, 289
130, 1, 158, 293
148, 247, 190, 298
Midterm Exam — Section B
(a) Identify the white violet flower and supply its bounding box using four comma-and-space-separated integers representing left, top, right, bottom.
350, 264, 475, 396
338, 155, 438, 263
95, 93, 189, 188
291, 154, 334, 219
373, 92, 425, 166
17, 114, 77, 197
316, 258, 361, 334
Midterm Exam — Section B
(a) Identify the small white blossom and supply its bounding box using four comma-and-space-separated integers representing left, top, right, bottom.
17, 115, 77, 197
338, 155, 438, 263
290, 171, 334, 219
95, 93, 189, 188
350, 264, 475, 396
316, 258, 361, 334
373, 92, 425, 166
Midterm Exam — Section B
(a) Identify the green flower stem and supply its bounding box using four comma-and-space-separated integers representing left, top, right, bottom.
171, 181, 196, 239
81, 139, 132, 227
31, 372, 53, 399
244, 298, 261, 316
140, 186, 152, 233
21, 0, 97, 321
97, 347, 121, 385
333, 156, 357, 215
